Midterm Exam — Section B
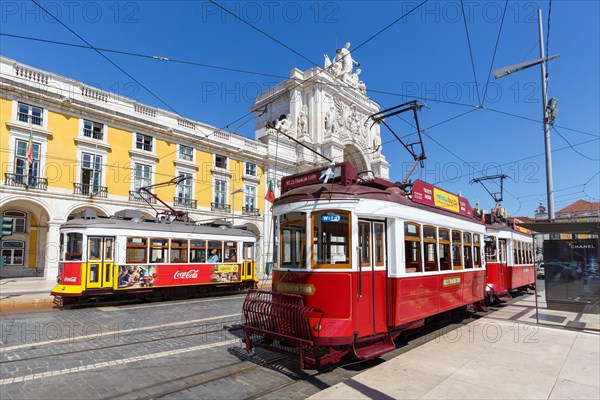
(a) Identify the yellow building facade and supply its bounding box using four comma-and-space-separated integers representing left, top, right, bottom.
0, 57, 269, 279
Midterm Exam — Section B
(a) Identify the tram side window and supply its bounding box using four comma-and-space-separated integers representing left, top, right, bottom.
224, 241, 237, 262
514, 241, 520, 264
89, 237, 101, 261
404, 223, 422, 273
207, 241, 222, 262
374, 222, 385, 267
170, 239, 188, 263
150, 238, 168, 263
439, 229, 451, 271
126, 237, 147, 264
451, 231, 463, 270
359, 222, 371, 267
190, 240, 206, 262
473, 234, 481, 268
243, 242, 254, 261
312, 210, 350, 268
65, 233, 83, 261
484, 236, 497, 262
423, 226, 437, 272
463, 233, 473, 269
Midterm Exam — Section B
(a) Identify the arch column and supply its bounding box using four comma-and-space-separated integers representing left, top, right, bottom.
43, 221, 62, 280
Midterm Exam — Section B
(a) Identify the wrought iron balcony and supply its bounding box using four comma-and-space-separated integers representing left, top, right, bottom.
83, 128, 103, 140
129, 191, 156, 204
4, 173, 48, 190
73, 183, 107, 197
211, 202, 231, 212
174, 197, 197, 209
242, 206, 260, 216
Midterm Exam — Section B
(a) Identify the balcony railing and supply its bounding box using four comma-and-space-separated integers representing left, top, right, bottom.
242, 206, 260, 216
129, 191, 157, 204
73, 183, 107, 197
4, 173, 48, 190
136, 142, 152, 151
18, 113, 42, 126
211, 202, 231, 212
174, 197, 197, 209
83, 128, 103, 140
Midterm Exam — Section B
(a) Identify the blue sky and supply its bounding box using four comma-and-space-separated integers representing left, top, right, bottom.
1, 0, 598, 216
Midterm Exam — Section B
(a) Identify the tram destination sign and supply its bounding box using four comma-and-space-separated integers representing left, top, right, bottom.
412, 180, 473, 218
281, 161, 358, 193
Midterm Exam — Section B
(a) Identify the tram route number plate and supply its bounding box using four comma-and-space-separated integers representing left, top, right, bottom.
321, 213, 341, 223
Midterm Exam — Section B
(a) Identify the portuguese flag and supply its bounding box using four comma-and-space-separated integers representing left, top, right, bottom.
265, 180, 275, 203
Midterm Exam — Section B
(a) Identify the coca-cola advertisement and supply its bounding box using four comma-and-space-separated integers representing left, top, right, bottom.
117, 263, 241, 289
60, 262, 82, 285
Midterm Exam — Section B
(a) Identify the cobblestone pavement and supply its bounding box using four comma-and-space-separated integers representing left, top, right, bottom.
0, 292, 534, 399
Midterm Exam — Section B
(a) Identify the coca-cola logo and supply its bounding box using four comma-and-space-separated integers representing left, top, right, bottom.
173, 270, 199, 279
63, 276, 77, 283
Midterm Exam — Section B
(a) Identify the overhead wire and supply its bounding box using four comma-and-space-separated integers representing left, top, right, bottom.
481, 0, 508, 106
460, 0, 482, 105
552, 126, 600, 161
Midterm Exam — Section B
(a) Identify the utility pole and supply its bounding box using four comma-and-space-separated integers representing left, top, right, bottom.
538, 8, 555, 221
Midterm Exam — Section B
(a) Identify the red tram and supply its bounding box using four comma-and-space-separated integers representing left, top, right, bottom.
484, 220, 535, 303
242, 162, 488, 368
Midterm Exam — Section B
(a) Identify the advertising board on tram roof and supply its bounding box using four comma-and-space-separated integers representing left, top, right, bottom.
411, 180, 473, 218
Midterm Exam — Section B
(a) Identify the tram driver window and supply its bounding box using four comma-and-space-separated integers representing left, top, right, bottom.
312, 211, 350, 268
438, 229, 450, 271
65, 233, 83, 261
404, 223, 422, 273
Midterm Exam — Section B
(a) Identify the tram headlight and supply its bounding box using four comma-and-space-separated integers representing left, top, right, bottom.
312, 323, 321, 332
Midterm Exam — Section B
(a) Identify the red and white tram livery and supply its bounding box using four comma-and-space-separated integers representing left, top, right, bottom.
243, 163, 487, 368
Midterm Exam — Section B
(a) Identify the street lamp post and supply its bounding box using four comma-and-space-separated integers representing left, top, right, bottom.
493, 8, 559, 221
231, 188, 244, 227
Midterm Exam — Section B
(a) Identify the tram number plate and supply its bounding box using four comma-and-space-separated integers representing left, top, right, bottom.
321, 213, 341, 223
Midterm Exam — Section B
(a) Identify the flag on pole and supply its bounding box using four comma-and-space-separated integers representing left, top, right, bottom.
26, 129, 33, 167
265, 180, 275, 203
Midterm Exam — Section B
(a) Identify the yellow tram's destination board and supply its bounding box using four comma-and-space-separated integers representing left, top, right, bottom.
433, 188, 460, 213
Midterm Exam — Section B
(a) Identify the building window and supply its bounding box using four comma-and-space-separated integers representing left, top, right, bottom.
244, 185, 256, 211
179, 145, 193, 161
81, 153, 102, 194
176, 173, 193, 201
215, 154, 227, 169
14, 139, 40, 185
3, 211, 26, 233
83, 120, 103, 140
214, 179, 227, 206
18, 102, 43, 125
135, 133, 153, 151
134, 163, 152, 190
245, 162, 257, 176
1, 241, 25, 266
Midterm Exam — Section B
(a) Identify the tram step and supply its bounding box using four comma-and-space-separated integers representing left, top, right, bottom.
353, 335, 396, 360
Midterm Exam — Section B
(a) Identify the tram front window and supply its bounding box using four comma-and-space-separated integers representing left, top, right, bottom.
312, 211, 350, 268
65, 233, 83, 261
280, 212, 306, 269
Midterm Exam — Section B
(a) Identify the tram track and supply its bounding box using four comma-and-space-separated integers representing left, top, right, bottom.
0, 318, 242, 365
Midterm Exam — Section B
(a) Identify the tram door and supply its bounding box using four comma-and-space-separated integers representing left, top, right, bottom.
356, 220, 387, 336
86, 237, 115, 289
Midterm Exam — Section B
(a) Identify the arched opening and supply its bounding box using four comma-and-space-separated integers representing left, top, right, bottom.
343, 144, 369, 173
0, 200, 51, 278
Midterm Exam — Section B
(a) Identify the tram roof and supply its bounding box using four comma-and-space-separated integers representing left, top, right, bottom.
276, 182, 482, 224
61, 217, 257, 238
